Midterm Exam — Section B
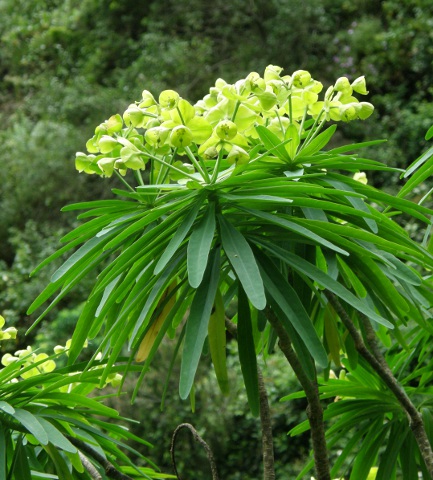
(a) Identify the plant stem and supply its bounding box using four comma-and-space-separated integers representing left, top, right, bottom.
78, 451, 103, 480
225, 318, 275, 480
170, 423, 219, 480
114, 170, 135, 192
325, 292, 433, 479
184, 146, 211, 183
265, 309, 331, 480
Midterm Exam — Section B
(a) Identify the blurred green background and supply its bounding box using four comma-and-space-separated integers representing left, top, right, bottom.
1, 0, 432, 477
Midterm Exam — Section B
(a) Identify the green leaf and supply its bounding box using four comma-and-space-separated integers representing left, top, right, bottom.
285, 123, 300, 159
208, 289, 229, 395
218, 215, 266, 310
399, 149, 433, 199
36, 418, 77, 454
50, 228, 118, 283
376, 421, 408, 480
179, 248, 221, 399
187, 202, 216, 288
257, 253, 328, 367
399, 431, 418, 480
240, 207, 349, 256
12, 409, 48, 445
426, 125, 433, 141
11, 437, 32, 480
297, 124, 337, 158
254, 239, 393, 328
350, 418, 388, 480
44, 443, 74, 480
255, 124, 292, 162
154, 195, 204, 275
0, 401, 14, 415
0, 426, 6, 480
324, 178, 378, 233
327, 139, 387, 154
237, 286, 260, 417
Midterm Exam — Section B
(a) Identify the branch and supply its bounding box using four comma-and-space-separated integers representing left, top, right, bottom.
264, 309, 331, 480
326, 292, 433, 478
225, 319, 275, 480
66, 436, 134, 480
170, 423, 219, 480
78, 451, 103, 480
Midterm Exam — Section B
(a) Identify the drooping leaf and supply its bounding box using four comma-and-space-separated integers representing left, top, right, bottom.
179, 248, 221, 399
256, 253, 328, 367
349, 418, 388, 480
187, 202, 216, 288
155, 195, 204, 274
44, 443, 74, 480
208, 288, 229, 395
11, 436, 32, 480
218, 215, 266, 310
237, 285, 260, 417
136, 280, 178, 362
37, 417, 77, 454
376, 421, 408, 480
0, 426, 6, 480
253, 240, 393, 328
12, 409, 48, 445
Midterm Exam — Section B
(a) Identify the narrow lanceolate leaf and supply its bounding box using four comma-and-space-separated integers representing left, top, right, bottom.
0, 425, 6, 480
37, 417, 77, 454
254, 240, 393, 328
50, 228, 119, 283
44, 443, 74, 480
297, 124, 337, 158
13, 437, 32, 480
255, 124, 292, 162
180, 248, 221, 399
12, 409, 48, 445
237, 286, 260, 417
208, 288, 229, 395
324, 178, 378, 233
239, 207, 349, 256
218, 215, 266, 310
187, 202, 216, 288
136, 280, 177, 362
257, 254, 328, 368
154, 196, 204, 275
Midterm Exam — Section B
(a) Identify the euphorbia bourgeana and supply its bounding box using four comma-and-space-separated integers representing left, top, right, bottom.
29, 64, 432, 430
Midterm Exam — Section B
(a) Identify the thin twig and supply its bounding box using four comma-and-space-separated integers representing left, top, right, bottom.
170, 423, 219, 480
265, 309, 331, 480
326, 292, 433, 479
225, 318, 276, 480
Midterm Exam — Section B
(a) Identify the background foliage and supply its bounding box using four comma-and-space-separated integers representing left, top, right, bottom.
1, 0, 433, 476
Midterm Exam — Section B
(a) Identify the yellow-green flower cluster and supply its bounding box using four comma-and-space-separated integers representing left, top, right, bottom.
0, 315, 17, 341
1, 346, 56, 379
76, 65, 374, 179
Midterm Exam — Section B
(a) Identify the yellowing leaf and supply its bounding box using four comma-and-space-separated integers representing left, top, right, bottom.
136, 281, 177, 362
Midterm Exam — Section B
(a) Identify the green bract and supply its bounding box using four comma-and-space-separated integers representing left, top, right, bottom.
74, 65, 374, 180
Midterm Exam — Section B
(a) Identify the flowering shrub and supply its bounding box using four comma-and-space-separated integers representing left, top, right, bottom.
30, 65, 433, 479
